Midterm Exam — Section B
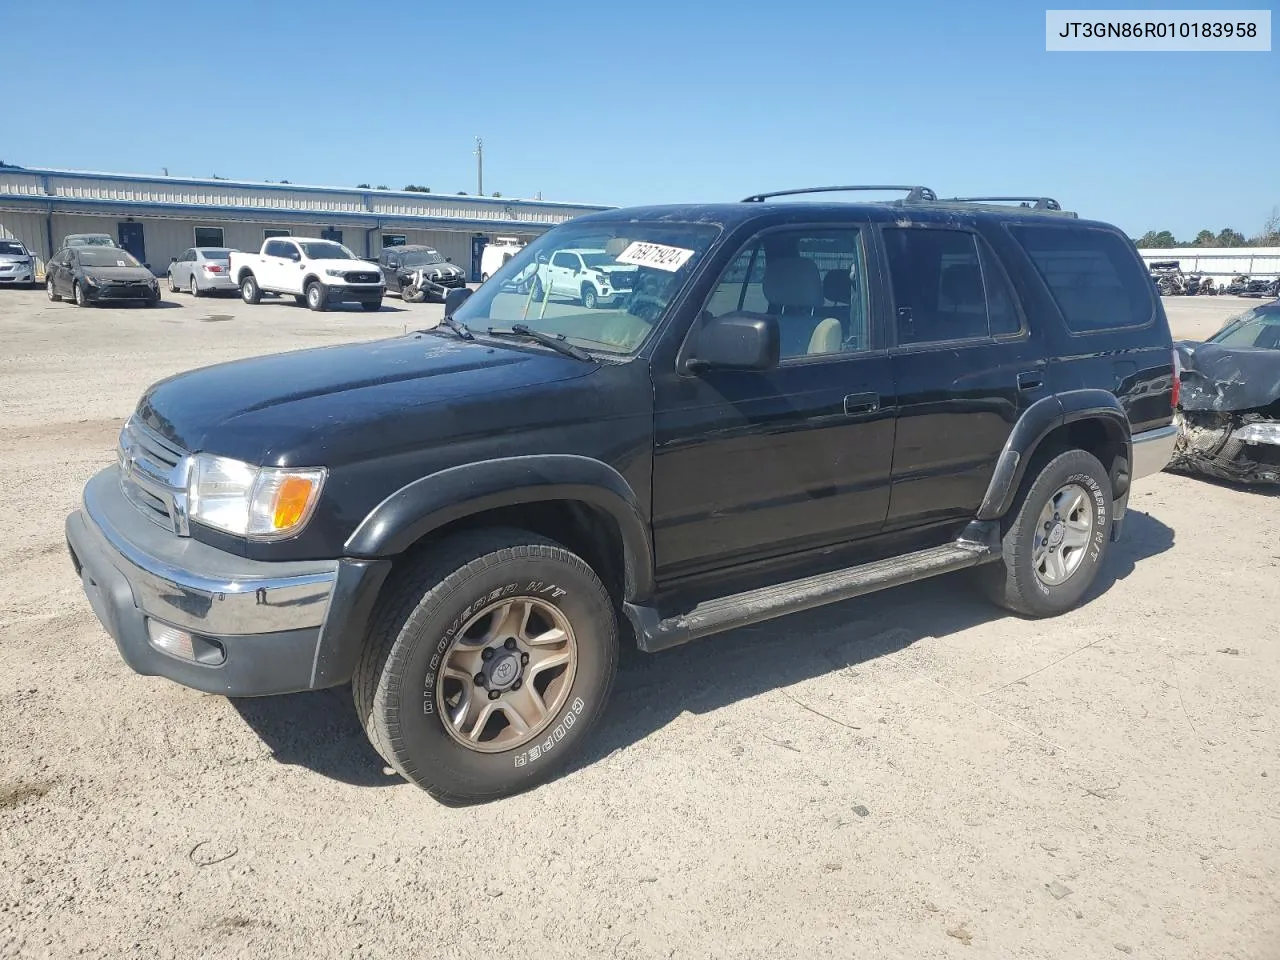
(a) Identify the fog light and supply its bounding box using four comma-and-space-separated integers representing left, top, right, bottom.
147, 620, 196, 661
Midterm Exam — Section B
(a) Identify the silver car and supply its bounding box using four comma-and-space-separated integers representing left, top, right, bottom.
168, 247, 237, 296
0, 239, 35, 287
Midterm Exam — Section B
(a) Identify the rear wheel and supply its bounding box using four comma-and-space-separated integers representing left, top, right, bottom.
306, 281, 328, 311
581, 284, 598, 309
353, 529, 618, 802
240, 274, 261, 304
981, 449, 1112, 617
47, 278, 61, 302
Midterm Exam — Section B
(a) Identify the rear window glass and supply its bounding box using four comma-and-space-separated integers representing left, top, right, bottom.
201, 249, 232, 259
1009, 225, 1153, 332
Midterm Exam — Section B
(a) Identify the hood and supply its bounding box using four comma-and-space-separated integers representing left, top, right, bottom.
402, 262, 463, 276
0, 253, 31, 263
1175, 339, 1280, 412
136, 333, 594, 465
81, 265, 154, 281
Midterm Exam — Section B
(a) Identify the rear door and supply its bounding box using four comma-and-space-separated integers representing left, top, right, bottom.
175, 249, 194, 287
650, 221, 898, 579
880, 223, 1043, 530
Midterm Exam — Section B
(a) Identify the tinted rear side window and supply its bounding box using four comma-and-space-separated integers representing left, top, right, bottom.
1010, 225, 1153, 332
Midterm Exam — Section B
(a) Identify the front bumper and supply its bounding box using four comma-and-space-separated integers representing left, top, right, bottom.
66, 468, 389, 696
0, 268, 33, 283
85, 282, 159, 302
326, 283, 384, 304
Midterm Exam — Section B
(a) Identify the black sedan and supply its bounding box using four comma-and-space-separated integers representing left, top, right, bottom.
46, 245, 161, 307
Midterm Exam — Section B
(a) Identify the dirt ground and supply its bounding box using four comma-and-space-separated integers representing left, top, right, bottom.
0, 288, 1276, 960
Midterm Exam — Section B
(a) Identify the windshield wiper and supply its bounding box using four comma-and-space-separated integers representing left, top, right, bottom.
429, 314, 474, 340
486, 323, 594, 361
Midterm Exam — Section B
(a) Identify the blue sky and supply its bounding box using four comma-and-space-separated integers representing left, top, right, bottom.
5, 0, 1275, 238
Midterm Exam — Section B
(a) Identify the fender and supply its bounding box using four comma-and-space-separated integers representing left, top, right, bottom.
344, 455, 655, 600
977, 389, 1131, 521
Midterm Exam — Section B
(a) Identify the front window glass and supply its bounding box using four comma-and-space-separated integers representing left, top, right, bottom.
78, 248, 142, 267
0, 241, 25, 256
398, 248, 446, 267
298, 241, 355, 260
1210, 309, 1280, 349
453, 220, 722, 355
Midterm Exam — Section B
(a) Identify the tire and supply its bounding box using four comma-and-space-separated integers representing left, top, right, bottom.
47, 278, 61, 302
168, 272, 179, 293
306, 281, 328, 311
530, 275, 544, 300
480, 272, 489, 282
240, 274, 261, 304
353, 528, 619, 803
361, 299, 382, 312
581, 284, 598, 309
293, 294, 307, 306
73, 282, 90, 308
981, 449, 1112, 618
189, 276, 202, 298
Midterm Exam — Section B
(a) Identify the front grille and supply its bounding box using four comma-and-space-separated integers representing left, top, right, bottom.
604, 271, 636, 291
344, 271, 382, 284
100, 283, 153, 299
434, 274, 466, 288
118, 418, 189, 533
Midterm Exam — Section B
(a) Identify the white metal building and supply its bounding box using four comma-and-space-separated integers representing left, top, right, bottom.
0, 166, 611, 281
1137, 246, 1280, 280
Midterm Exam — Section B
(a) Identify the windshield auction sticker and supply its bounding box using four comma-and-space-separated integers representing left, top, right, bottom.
1046, 10, 1270, 50
615, 242, 696, 273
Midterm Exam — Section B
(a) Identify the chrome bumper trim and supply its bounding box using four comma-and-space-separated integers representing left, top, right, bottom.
1131, 424, 1178, 480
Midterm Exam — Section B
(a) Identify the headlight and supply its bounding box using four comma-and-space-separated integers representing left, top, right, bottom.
1232, 422, 1280, 446
84, 275, 100, 286
324, 268, 347, 278
187, 454, 327, 540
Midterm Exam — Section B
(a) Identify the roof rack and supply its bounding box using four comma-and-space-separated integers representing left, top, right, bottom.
741, 185, 937, 203
941, 196, 1063, 211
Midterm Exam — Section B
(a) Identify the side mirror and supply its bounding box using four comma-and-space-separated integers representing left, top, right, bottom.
444, 286, 472, 317
387, 259, 399, 269
690, 313, 779, 371
170, 256, 177, 263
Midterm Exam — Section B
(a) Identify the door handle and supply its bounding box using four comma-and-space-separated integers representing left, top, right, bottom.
1017, 371, 1044, 391
843, 392, 880, 415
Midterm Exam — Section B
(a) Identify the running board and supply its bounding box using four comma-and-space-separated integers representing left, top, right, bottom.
625, 537, 1000, 654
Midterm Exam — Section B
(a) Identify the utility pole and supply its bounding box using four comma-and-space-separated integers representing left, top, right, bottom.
475, 137, 484, 197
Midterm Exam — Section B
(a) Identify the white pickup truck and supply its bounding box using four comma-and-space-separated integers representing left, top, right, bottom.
229, 237, 385, 311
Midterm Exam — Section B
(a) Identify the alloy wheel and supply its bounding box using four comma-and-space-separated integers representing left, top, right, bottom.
1032, 482, 1095, 586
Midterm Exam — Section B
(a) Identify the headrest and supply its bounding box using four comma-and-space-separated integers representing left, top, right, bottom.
823, 269, 852, 304
939, 264, 984, 305
762, 257, 822, 309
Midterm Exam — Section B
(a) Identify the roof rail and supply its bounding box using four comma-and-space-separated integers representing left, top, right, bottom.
741, 185, 937, 203
941, 196, 1063, 211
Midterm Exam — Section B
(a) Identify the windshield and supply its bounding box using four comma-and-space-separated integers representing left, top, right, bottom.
1209, 308, 1280, 349
78, 248, 142, 267
454, 220, 721, 355
299, 241, 355, 260
0, 241, 25, 256
398, 249, 445, 267
69, 235, 115, 246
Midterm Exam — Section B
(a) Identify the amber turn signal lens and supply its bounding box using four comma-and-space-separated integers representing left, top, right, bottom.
273, 475, 318, 530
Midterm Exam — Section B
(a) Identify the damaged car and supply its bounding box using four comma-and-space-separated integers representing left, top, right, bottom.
1169, 301, 1280, 484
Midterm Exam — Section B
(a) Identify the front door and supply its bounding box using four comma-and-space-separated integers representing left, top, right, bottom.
650, 223, 897, 580
117, 222, 145, 265
548, 251, 580, 297
879, 224, 1041, 530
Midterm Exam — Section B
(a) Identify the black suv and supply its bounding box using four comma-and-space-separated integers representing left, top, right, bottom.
375, 244, 467, 302
65, 186, 1177, 802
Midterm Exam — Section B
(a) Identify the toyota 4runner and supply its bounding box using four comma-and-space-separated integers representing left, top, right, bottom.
66, 185, 1177, 802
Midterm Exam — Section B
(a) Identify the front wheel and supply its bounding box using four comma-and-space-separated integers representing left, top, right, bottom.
240, 274, 261, 304
189, 276, 201, 298
353, 529, 618, 803
530, 275, 544, 300
47, 278, 61, 302
581, 284, 598, 309
74, 282, 90, 308
168, 272, 179, 293
981, 449, 1112, 617
305, 281, 328, 311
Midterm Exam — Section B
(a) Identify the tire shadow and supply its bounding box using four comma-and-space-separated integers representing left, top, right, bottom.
227, 511, 1174, 790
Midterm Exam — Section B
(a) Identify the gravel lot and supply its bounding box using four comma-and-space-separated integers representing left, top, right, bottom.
1, 288, 1277, 959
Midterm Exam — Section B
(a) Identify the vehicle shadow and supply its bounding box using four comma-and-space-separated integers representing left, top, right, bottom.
228, 510, 1174, 790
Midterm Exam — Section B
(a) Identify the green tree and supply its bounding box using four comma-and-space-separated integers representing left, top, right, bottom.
402, 184, 431, 193
1136, 230, 1177, 248
1217, 228, 1246, 247
375, 185, 389, 190
356, 183, 371, 189
1252, 207, 1280, 246
457, 191, 468, 195
492, 191, 502, 198
1193, 229, 1216, 247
